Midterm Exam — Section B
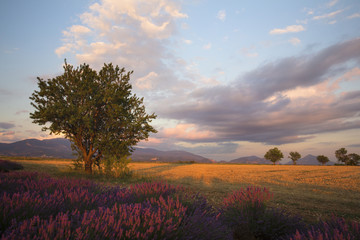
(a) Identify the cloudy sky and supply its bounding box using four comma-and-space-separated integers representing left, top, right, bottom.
1, 0, 360, 162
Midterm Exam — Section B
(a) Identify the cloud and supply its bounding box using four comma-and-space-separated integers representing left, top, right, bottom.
159, 38, 360, 145
135, 71, 158, 89
203, 42, 212, 50
0, 122, 15, 129
347, 13, 360, 19
55, 0, 190, 100
162, 123, 217, 142
15, 110, 29, 115
313, 9, 344, 20
177, 142, 239, 155
241, 46, 258, 57
269, 25, 305, 35
327, 0, 338, 7
183, 39, 192, 44
289, 37, 301, 46
217, 10, 226, 21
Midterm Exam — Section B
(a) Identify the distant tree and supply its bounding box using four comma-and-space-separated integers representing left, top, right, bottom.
335, 148, 349, 164
347, 153, 360, 166
317, 155, 329, 166
30, 61, 157, 174
288, 151, 301, 165
264, 147, 284, 165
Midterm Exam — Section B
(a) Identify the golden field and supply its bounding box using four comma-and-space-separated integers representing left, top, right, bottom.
130, 162, 360, 191
4, 159, 360, 223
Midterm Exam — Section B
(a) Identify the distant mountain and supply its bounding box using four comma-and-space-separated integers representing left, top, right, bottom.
0, 138, 74, 158
131, 148, 214, 163
0, 138, 213, 163
228, 156, 271, 164
285, 154, 335, 165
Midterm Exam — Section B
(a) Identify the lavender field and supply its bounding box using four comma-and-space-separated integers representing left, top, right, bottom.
1, 171, 359, 240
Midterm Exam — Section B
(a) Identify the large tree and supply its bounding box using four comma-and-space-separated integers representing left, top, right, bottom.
288, 151, 301, 165
264, 147, 284, 165
30, 61, 157, 173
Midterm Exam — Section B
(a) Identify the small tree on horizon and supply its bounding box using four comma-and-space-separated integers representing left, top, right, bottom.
264, 147, 284, 165
348, 153, 360, 166
335, 148, 348, 165
317, 155, 329, 166
30, 61, 157, 174
288, 151, 301, 165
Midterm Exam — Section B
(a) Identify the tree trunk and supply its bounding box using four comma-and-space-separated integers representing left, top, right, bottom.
83, 154, 93, 174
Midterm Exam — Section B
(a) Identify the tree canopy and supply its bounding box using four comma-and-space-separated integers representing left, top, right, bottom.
264, 147, 284, 165
288, 151, 301, 165
30, 61, 157, 173
317, 155, 329, 166
335, 148, 359, 166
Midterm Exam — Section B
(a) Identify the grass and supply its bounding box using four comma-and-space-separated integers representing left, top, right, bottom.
4, 159, 360, 223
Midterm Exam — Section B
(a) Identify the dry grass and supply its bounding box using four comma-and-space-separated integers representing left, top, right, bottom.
130, 162, 360, 222
3, 159, 360, 223
130, 163, 360, 190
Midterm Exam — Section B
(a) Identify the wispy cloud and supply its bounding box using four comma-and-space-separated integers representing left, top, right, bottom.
269, 25, 305, 35
217, 10, 226, 21
203, 42, 212, 50
183, 39, 192, 44
313, 9, 344, 20
327, 0, 338, 7
347, 13, 360, 19
0, 122, 15, 129
289, 37, 301, 46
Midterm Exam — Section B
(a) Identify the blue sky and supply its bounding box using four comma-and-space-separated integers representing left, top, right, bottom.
1, 0, 360, 162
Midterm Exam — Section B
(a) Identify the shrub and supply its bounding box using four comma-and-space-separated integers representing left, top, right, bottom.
288, 216, 360, 240
220, 186, 304, 240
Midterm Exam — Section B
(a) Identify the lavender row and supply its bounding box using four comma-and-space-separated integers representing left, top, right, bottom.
1, 171, 359, 239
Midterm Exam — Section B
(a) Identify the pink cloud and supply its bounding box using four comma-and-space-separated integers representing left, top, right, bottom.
163, 123, 216, 141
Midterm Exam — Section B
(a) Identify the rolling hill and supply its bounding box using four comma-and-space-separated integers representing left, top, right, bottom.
0, 138, 213, 163
228, 155, 271, 164
0, 138, 74, 158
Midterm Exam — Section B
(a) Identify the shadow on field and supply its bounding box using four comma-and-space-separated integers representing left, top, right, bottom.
133, 163, 185, 175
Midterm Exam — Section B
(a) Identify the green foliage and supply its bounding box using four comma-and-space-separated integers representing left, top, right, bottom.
103, 155, 133, 178
335, 148, 348, 164
335, 148, 359, 165
347, 153, 360, 166
288, 151, 301, 165
317, 155, 329, 166
30, 61, 157, 173
264, 147, 284, 165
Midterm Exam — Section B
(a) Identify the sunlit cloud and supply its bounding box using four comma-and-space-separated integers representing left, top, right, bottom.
217, 10, 226, 21
347, 13, 360, 19
313, 9, 344, 20
203, 42, 212, 50
269, 25, 305, 35
289, 37, 301, 46
327, 0, 338, 7
160, 38, 360, 145
162, 123, 217, 141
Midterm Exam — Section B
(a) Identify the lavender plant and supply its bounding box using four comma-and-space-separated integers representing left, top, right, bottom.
288, 216, 360, 240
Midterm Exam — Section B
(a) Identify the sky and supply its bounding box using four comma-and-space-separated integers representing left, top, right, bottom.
1, 0, 360, 162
